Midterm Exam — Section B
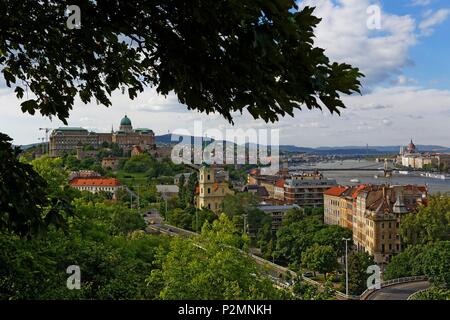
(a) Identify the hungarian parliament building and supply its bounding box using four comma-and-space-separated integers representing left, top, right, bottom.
49, 115, 156, 157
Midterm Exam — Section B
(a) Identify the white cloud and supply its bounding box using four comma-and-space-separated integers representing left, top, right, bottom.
299, 0, 417, 85
419, 8, 450, 35
392, 75, 418, 85
411, 0, 432, 6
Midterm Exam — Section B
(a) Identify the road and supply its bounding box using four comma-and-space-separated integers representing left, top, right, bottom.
366, 281, 430, 300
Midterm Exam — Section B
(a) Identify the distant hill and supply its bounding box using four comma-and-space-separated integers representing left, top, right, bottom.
156, 134, 450, 155
16, 143, 40, 151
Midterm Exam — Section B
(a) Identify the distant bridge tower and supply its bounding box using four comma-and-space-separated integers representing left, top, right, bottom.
384, 159, 392, 178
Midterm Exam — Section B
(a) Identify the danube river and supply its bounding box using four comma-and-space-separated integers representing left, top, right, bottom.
291, 159, 450, 194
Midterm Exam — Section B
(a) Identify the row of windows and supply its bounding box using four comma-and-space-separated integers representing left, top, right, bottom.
200, 187, 225, 195
381, 222, 399, 229
75, 186, 116, 192
381, 243, 400, 253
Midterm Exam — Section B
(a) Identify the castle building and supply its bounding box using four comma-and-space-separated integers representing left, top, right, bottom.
49, 115, 156, 157
196, 165, 234, 213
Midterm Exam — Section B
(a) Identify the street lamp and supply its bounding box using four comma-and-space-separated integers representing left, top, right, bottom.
342, 237, 352, 296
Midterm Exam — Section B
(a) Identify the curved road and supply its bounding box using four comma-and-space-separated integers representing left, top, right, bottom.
366, 281, 430, 300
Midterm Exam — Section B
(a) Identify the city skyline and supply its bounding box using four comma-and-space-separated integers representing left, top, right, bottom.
2, 0, 450, 147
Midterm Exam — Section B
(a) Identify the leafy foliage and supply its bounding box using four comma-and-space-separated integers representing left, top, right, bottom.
0, 196, 168, 299
0, 133, 67, 237
1, 1, 362, 124
301, 244, 337, 278
400, 195, 450, 245
384, 241, 450, 286
146, 215, 285, 299
345, 251, 374, 295
410, 288, 450, 300
273, 208, 348, 270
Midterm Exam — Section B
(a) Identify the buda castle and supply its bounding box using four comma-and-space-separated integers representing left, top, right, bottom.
49, 115, 156, 157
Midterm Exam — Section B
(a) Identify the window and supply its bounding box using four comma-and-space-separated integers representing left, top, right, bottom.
381, 223, 384, 229
381, 244, 385, 253
207, 174, 211, 181
208, 188, 211, 194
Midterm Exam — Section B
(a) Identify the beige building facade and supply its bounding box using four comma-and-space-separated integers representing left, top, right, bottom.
324, 184, 428, 264
196, 166, 234, 213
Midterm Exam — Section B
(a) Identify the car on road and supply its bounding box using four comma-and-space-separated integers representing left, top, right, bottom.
302, 272, 314, 278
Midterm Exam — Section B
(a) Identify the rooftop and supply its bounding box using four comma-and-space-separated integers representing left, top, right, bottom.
70, 177, 122, 187
324, 186, 349, 197
55, 127, 88, 132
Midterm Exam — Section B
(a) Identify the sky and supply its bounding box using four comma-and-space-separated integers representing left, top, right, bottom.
1, 0, 450, 147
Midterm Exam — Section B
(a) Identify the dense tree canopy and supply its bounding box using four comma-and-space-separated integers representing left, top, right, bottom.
384, 241, 450, 286
147, 215, 286, 299
301, 244, 337, 278
1, 0, 362, 124
345, 251, 374, 295
0, 134, 69, 237
400, 195, 450, 245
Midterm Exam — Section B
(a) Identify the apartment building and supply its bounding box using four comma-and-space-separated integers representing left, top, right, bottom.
284, 172, 337, 208
324, 184, 428, 264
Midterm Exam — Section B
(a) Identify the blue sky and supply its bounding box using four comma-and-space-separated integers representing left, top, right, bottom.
1, 0, 450, 147
384, 0, 450, 90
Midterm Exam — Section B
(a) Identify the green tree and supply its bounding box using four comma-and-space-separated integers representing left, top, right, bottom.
313, 225, 353, 257
385, 241, 450, 286
1, 135, 73, 238
275, 213, 324, 268
301, 244, 338, 279
146, 215, 284, 299
166, 208, 193, 230
222, 193, 259, 216
2, 1, 361, 124
191, 208, 217, 233
410, 288, 450, 300
345, 251, 375, 295
177, 174, 186, 209
185, 172, 198, 207
400, 195, 450, 245
123, 154, 153, 173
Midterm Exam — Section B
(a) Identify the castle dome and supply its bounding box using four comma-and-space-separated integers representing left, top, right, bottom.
120, 115, 132, 126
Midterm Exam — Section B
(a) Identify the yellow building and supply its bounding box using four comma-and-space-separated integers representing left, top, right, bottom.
196, 166, 234, 213
324, 186, 349, 227
325, 184, 428, 264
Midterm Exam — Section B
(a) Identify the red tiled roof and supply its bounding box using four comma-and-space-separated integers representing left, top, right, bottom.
70, 178, 121, 187
275, 179, 285, 188
324, 186, 348, 197
352, 184, 368, 199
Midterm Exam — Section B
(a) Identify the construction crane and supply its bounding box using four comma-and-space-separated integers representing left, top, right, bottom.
39, 128, 52, 154
38, 137, 46, 154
